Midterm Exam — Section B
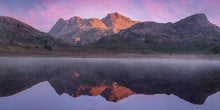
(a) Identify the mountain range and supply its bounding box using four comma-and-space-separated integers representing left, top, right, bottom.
0, 12, 220, 55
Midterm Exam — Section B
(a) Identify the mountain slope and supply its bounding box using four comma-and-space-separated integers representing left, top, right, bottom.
0, 16, 73, 54
49, 12, 138, 45
173, 13, 220, 37
95, 13, 220, 54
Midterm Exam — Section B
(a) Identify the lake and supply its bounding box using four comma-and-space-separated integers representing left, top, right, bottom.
0, 57, 220, 110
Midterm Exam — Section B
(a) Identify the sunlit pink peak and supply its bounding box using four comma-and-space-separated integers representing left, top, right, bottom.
70, 16, 83, 20
101, 12, 139, 32
103, 12, 128, 19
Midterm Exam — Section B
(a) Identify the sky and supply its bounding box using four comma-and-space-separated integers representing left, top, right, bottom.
0, 0, 219, 32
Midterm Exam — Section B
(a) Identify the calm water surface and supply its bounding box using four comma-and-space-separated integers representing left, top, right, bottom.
0, 57, 220, 110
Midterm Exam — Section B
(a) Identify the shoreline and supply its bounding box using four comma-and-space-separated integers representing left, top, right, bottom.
0, 53, 220, 60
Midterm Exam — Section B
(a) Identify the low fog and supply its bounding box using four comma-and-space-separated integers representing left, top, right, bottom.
0, 57, 220, 76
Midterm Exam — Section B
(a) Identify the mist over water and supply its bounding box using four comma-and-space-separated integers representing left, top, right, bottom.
0, 57, 220, 110
1, 57, 220, 74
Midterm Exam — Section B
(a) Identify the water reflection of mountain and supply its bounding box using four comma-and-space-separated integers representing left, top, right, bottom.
0, 58, 220, 105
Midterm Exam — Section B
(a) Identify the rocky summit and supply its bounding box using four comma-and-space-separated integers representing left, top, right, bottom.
49, 12, 138, 45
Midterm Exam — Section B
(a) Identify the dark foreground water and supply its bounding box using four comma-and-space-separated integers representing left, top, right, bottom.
0, 57, 220, 110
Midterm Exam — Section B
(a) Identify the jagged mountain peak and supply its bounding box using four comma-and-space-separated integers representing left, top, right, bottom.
56, 18, 66, 25
102, 12, 133, 24
70, 16, 82, 20
69, 16, 83, 24
105, 12, 123, 18
69, 17, 107, 28
101, 12, 138, 33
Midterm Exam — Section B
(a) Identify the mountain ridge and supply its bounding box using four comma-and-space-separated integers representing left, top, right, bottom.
95, 13, 220, 54
48, 12, 139, 45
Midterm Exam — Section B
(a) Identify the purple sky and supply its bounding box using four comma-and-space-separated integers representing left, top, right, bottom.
0, 0, 220, 32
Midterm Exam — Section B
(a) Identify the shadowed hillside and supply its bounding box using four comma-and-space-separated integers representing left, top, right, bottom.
95, 13, 220, 54
0, 16, 75, 55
